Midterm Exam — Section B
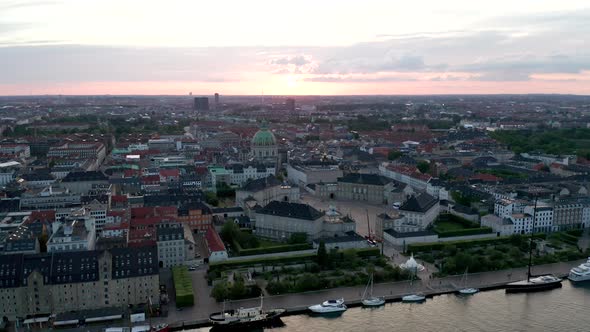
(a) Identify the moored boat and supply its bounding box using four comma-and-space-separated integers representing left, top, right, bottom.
361, 273, 385, 307
402, 294, 426, 302
308, 298, 347, 314
209, 296, 285, 329
567, 258, 590, 282
505, 275, 562, 293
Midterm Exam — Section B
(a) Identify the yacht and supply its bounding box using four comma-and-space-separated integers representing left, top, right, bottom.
308, 298, 347, 314
209, 296, 285, 329
568, 258, 590, 282
402, 294, 426, 302
105, 324, 169, 332
361, 273, 385, 307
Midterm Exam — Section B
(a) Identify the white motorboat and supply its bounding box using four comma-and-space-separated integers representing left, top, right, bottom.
568, 258, 590, 282
457, 268, 479, 295
308, 298, 347, 313
402, 294, 426, 302
361, 273, 385, 307
458, 288, 479, 295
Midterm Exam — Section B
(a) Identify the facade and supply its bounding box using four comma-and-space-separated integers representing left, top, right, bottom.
156, 226, 186, 268
375, 212, 404, 241
177, 202, 212, 233
255, 201, 355, 241
481, 214, 514, 236
208, 164, 276, 188
553, 199, 584, 231
379, 162, 431, 191
508, 213, 533, 234
47, 219, 96, 252
0, 247, 159, 321
336, 173, 394, 204
286, 163, 343, 187
235, 175, 299, 208
47, 142, 106, 164
397, 193, 439, 232
20, 186, 81, 210
61, 171, 109, 194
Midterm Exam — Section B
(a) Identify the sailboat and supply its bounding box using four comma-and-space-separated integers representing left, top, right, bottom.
458, 268, 479, 295
361, 273, 385, 306
505, 196, 562, 293
402, 272, 425, 302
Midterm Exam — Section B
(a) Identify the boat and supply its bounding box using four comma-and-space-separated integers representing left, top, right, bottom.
402, 273, 425, 302
505, 197, 562, 293
105, 324, 169, 332
361, 273, 385, 306
209, 295, 285, 329
568, 257, 590, 282
308, 298, 347, 314
402, 294, 426, 302
457, 268, 479, 295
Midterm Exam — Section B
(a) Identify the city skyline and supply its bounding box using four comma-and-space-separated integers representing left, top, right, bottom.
1, 0, 589, 95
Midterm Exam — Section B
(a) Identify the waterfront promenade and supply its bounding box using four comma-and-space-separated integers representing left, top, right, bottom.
157, 259, 584, 330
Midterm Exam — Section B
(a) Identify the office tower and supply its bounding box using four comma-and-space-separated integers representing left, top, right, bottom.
193, 97, 209, 111
286, 98, 295, 112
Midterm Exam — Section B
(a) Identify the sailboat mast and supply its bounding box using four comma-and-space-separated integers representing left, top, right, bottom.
527, 195, 538, 282
366, 209, 371, 240
370, 273, 374, 297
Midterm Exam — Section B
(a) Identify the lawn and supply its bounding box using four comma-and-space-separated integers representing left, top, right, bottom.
258, 239, 283, 248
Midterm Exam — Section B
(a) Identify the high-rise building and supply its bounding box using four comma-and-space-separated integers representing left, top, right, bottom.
193, 97, 209, 111
286, 98, 295, 112
214, 93, 220, 105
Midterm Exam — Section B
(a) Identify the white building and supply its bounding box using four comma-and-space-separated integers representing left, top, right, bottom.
481, 214, 514, 236
397, 193, 439, 232
205, 228, 228, 263
509, 213, 533, 235
47, 219, 96, 252
156, 227, 186, 268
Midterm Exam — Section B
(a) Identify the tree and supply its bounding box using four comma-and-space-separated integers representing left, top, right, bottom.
220, 221, 240, 243
317, 241, 328, 268
211, 282, 230, 301
388, 150, 403, 161
417, 160, 430, 173
205, 191, 219, 206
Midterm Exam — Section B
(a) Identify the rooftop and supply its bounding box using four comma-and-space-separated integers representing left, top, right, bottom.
399, 193, 438, 213
257, 201, 323, 221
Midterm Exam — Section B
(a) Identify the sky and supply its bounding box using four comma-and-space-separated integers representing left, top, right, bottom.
0, 0, 589, 95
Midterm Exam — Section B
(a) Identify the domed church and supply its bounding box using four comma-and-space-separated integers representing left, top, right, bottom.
251, 120, 278, 163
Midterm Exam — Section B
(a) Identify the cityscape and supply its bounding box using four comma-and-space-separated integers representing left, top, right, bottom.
1, 1, 590, 332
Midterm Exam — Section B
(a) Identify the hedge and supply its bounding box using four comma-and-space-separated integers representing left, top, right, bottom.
172, 266, 194, 307
566, 229, 584, 237
436, 213, 479, 228
407, 237, 513, 253
233, 240, 312, 256
209, 248, 381, 271
209, 253, 317, 271
436, 227, 493, 238
407, 234, 548, 253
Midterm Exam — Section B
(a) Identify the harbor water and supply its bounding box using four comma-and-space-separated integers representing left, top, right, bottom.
190, 282, 590, 332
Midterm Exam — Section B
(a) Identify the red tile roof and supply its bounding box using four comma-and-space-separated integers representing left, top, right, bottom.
205, 228, 226, 252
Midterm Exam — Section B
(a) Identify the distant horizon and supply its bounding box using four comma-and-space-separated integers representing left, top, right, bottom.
1, 1, 589, 95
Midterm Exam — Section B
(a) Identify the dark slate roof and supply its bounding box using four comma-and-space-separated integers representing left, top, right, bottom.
0, 198, 20, 212
4, 238, 37, 253
337, 173, 391, 186
211, 207, 244, 214
313, 231, 365, 244
384, 229, 437, 238
258, 201, 323, 221
111, 246, 158, 279
21, 172, 54, 182
240, 175, 281, 192
62, 171, 108, 182
399, 193, 438, 213
447, 167, 475, 178
156, 227, 184, 241
51, 250, 100, 284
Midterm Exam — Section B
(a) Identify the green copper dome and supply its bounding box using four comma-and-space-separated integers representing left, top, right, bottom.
252, 128, 277, 146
